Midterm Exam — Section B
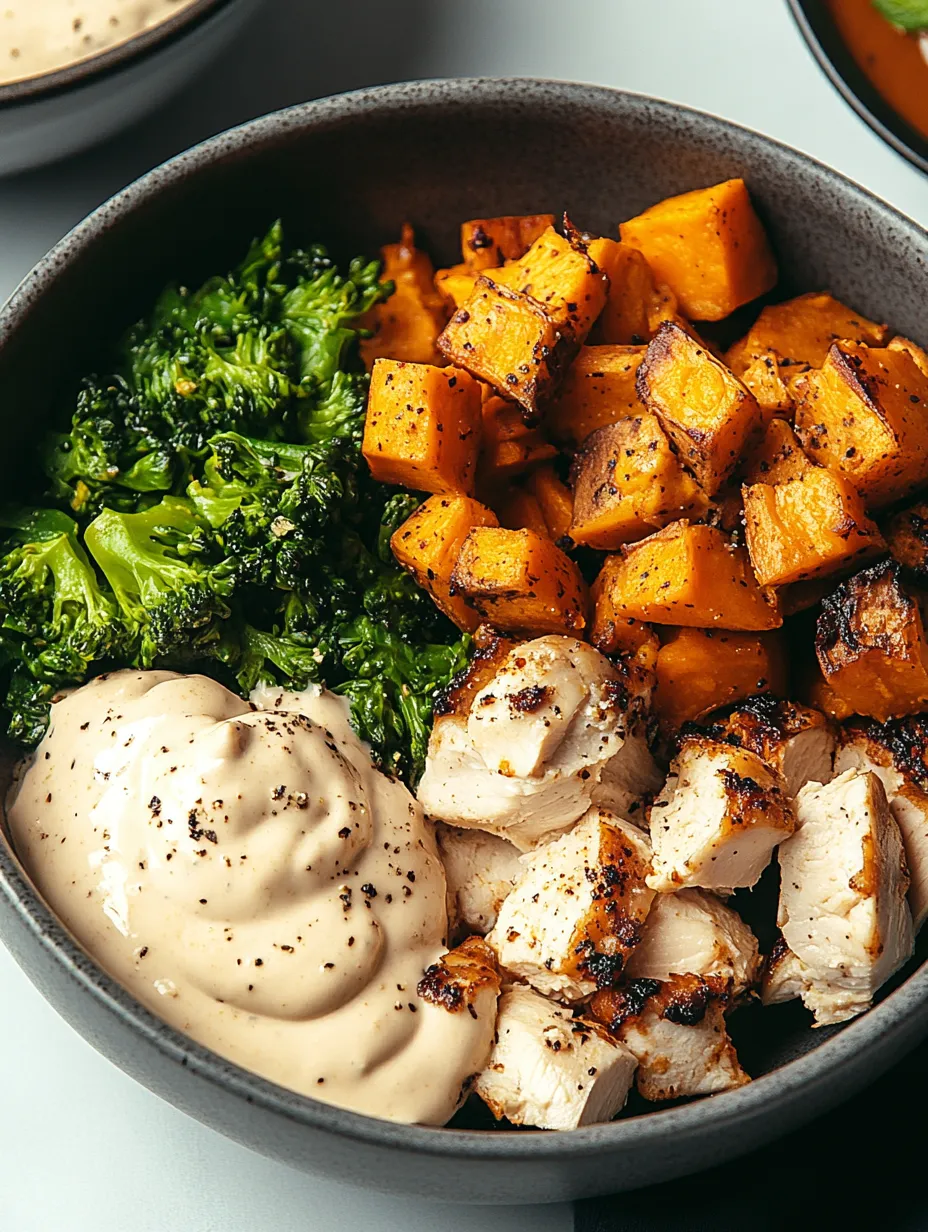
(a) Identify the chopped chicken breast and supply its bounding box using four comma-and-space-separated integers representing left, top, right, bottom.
418, 635, 655, 850
777, 769, 914, 1026
648, 736, 795, 893
435, 823, 522, 938
474, 985, 638, 1130
416, 935, 502, 1031
836, 717, 928, 931
760, 935, 812, 1007
593, 729, 664, 826
590, 976, 750, 1101
488, 808, 654, 1003
624, 888, 760, 998
713, 696, 835, 798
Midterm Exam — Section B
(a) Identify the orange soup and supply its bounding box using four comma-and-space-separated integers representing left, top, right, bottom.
828, 0, 928, 140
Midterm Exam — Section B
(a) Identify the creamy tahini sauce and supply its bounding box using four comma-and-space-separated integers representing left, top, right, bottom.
5, 671, 493, 1124
0, 1, 196, 85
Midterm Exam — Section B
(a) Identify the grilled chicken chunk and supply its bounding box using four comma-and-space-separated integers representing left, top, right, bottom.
624, 888, 760, 999
835, 717, 928, 932
417, 634, 655, 850
710, 696, 835, 799
648, 736, 795, 892
435, 823, 522, 939
488, 808, 654, 1003
777, 769, 914, 1025
474, 986, 638, 1130
590, 976, 750, 1101
760, 934, 812, 1007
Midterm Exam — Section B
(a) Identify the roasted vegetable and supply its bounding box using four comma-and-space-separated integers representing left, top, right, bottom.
586, 239, 657, 345
596, 521, 782, 630
795, 342, 928, 507
359, 223, 447, 367
525, 464, 573, 542
884, 498, 928, 581
637, 321, 762, 495
362, 359, 482, 494
653, 627, 787, 731
477, 395, 557, 487
492, 225, 609, 339
496, 488, 551, 539
434, 264, 479, 311
739, 350, 797, 420
589, 563, 660, 670
568, 415, 708, 549
816, 559, 928, 721
743, 467, 885, 587
449, 527, 588, 636
545, 344, 646, 446
742, 418, 813, 487
619, 178, 777, 321
460, 214, 556, 270
872, 0, 928, 32
726, 291, 887, 375
888, 334, 928, 377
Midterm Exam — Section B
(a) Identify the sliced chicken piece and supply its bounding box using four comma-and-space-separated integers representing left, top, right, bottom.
778, 769, 914, 1026
711, 696, 836, 798
473, 985, 638, 1130
418, 635, 653, 850
416, 935, 502, 1021
647, 736, 795, 893
435, 823, 522, 939
592, 728, 664, 827
623, 888, 760, 999
835, 717, 928, 931
590, 975, 750, 1101
488, 807, 654, 1003
760, 934, 811, 1007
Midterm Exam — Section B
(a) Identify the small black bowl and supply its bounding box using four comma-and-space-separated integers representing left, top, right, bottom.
788, 0, 928, 175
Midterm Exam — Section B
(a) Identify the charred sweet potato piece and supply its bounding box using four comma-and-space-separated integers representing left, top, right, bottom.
586, 238, 657, 345
705, 486, 744, 534
590, 556, 660, 665
742, 418, 813, 487
492, 226, 609, 339
391, 494, 499, 632
726, 292, 887, 375
449, 527, 588, 636
437, 277, 577, 421
546, 345, 646, 446
569, 415, 709, 550
460, 214, 556, 270
739, 350, 797, 420
637, 321, 762, 495
794, 342, 928, 508
619, 178, 777, 321
653, 628, 787, 731
363, 359, 482, 494
434, 263, 479, 310
596, 521, 782, 630
780, 576, 837, 617
360, 224, 448, 367
477, 395, 557, 486
496, 488, 550, 539
816, 560, 928, 721
885, 499, 928, 582
525, 464, 573, 542
743, 468, 885, 588
888, 335, 928, 378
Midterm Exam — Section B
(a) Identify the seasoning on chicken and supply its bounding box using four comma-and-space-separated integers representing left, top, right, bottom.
487, 808, 655, 1003
474, 985, 638, 1130
648, 735, 795, 892
416, 935, 502, 1025
777, 769, 914, 1025
624, 888, 760, 999
417, 635, 654, 850
707, 695, 836, 798
590, 975, 750, 1101
435, 823, 523, 939
760, 934, 811, 1007
835, 717, 928, 932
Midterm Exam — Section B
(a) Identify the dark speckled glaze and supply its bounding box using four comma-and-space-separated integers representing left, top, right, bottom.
1, 80, 927, 1204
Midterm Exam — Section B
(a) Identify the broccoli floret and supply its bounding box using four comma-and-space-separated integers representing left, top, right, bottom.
236, 623, 331, 696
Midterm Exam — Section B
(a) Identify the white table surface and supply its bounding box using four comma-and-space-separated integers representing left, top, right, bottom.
1, 2, 926, 1229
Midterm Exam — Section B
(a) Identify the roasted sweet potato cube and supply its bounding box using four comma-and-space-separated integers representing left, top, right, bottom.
816, 560, 928, 721
569, 415, 709, 550
590, 556, 659, 663
587, 238, 656, 345
492, 226, 609, 338
360, 224, 448, 368
742, 418, 813, 487
743, 468, 884, 588
450, 527, 588, 636
726, 292, 887, 375
885, 499, 928, 582
363, 360, 482, 493
437, 277, 576, 421
795, 342, 928, 508
637, 321, 762, 496
545, 345, 646, 446
740, 350, 796, 420
597, 521, 782, 630
496, 487, 551, 539
478, 395, 557, 486
391, 494, 499, 632
653, 628, 787, 731
888, 335, 928, 378
525, 464, 573, 542
434, 263, 479, 310
460, 214, 556, 270
619, 179, 777, 321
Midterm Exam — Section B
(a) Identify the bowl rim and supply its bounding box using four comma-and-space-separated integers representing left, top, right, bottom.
0, 0, 238, 110
2, 75, 928, 1163
786, 0, 928, 176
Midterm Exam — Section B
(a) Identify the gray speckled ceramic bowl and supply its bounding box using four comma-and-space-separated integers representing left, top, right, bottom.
1, 79, 927, 1204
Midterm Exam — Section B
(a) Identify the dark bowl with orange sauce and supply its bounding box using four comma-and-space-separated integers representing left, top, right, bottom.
789, 0, 928, 174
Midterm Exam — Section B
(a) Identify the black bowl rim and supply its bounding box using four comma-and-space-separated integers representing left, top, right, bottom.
2, 76, 928, 1164
0, 0, 237, 110
787, 0, 928, 176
